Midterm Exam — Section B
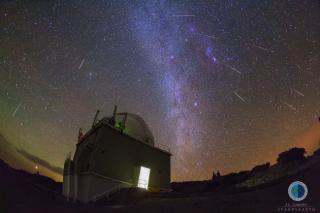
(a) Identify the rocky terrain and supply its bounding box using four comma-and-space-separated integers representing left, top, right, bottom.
1, 147, 319, 213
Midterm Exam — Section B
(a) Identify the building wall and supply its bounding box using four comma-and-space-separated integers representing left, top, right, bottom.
90, 124, 171, 189
62, 174, 72, 199
62, 159, 75, 200
74, 130, 98, 173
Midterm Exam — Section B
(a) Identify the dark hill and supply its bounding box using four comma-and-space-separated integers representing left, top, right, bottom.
1, 148, 320, 212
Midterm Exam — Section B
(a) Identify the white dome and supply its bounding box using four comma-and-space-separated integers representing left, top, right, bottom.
114, 113, 154, 146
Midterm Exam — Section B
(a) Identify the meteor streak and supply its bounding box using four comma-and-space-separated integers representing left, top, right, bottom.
233, 91, 246, 103
291, 88, 305, 97
78, 59, 85, 70
12, 103, 21, 117
200, 33, 218, 40
253, 45, 274, 53
172, 14, 196, 17
226, 65, 242, 74
283, 102, 297, 111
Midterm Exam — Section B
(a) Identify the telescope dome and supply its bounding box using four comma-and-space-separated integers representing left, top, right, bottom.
114, 113, 154, 146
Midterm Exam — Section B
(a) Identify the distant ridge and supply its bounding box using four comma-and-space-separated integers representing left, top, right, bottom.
0, 147, 320, 212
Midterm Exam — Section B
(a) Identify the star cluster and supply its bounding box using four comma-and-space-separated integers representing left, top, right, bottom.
0, 0, 319, 181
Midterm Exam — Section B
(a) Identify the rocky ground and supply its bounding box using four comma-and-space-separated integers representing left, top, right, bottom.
1, 153, 319, 213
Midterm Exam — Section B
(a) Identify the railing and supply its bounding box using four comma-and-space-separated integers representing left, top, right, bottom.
92, 183, 131, 202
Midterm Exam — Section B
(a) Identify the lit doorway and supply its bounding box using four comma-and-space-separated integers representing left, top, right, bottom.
137, 166, 150, 189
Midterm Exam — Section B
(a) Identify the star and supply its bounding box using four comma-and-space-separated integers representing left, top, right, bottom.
0, 0, 319, 182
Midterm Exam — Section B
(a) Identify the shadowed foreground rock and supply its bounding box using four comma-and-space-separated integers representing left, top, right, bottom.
1, 149, 320, 213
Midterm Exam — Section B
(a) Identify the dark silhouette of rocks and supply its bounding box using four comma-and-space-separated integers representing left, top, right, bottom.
277, 147, 306, 164
314, 148, 320, 156
172, 147, 318, 193
1, 146, 320, 212
251, 162, 270, 173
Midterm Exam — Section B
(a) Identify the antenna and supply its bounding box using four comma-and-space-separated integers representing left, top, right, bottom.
109, 105, 117, 126
78, 128, 83, 143
113, 105, 118, 120
120, 112, 127, 132
92, 110, 100, 127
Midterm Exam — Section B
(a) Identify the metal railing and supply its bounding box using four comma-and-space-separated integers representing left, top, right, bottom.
92, 183, 131, 202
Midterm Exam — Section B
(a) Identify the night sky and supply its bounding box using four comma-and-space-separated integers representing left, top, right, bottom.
0, 0, 319, 182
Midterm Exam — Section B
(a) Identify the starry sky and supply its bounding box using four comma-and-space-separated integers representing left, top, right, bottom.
0, 0, 319, 182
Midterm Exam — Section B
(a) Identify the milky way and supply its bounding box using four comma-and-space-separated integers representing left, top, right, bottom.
129, 1, 212, 177
0, 0, 319, 181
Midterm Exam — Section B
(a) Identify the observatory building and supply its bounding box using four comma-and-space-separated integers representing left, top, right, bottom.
62, 106, 171, 203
